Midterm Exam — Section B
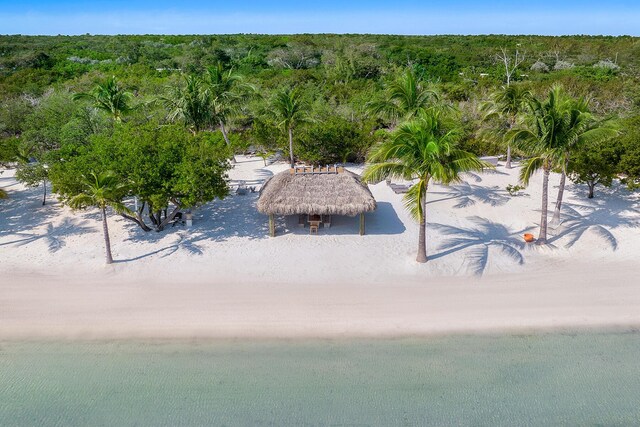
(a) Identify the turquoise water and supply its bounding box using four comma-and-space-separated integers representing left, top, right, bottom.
1, 333, 640, 426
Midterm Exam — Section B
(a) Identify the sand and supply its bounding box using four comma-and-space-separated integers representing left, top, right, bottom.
1, 156, 640, 339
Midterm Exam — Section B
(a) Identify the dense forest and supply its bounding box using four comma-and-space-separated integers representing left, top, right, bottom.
1, 34, 639, 238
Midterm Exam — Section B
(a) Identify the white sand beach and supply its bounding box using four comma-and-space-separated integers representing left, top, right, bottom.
2, 156, 640, 339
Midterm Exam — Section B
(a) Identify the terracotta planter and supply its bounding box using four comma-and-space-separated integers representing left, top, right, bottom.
523, 233, 535, 243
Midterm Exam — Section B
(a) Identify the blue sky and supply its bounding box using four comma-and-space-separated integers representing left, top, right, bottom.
1, 1, 639, 35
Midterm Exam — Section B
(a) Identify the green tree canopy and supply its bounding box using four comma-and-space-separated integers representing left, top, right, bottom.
50, 122, 231, 232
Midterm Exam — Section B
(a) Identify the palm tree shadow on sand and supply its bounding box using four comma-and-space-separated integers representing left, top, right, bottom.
429, 216, 529, 276
550, 186, 640, 250
0, 217, 94, 253
428, 182, 511, 208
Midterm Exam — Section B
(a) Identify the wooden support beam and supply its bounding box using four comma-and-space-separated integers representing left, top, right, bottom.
269, 214, 275, 237
359, 213, 365, 236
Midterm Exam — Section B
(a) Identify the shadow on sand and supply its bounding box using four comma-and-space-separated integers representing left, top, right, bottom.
0, 178, 99, 252
118, 164, 277, 262
429, 216, 530, 276
549, 184, 640, 250
429, 182, 510, 208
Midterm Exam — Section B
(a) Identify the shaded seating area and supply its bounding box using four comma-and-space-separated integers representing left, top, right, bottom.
257, 166, 376, 236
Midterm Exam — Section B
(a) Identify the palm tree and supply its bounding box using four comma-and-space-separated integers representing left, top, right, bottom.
549, 97, 618, 224
272, 86, 311, 168
481, 84, 532, 168
362, 109, 489, 263
511, 86, 618, 243
68, 171, 130, 264
205, 63, 256, 153
73, 76, 134, 122
367, 67, 439, 124
162, 75, 213, 134
509, 86, 573, 244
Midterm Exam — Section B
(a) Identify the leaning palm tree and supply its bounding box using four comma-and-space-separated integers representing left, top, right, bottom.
481, 84, 532, 168
161, 75, 213, 135
367, 67, 439, 124
362, 109, 489, 263
68, 171, 130, 264
73, 76, 134, 122
272, 86, 311, 168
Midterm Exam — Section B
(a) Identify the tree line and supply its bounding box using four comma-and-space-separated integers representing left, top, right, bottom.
1, 35, 639, 263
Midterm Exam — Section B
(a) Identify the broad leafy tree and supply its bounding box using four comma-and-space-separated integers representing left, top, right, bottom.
51, 122, 231, 232
568, 139, 622, 198
617, 116, 640, 190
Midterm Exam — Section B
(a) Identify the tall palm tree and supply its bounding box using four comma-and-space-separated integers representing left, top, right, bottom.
481, 84, 532, 168
509, 86, 573, 244
362, 109, 489, 263
511, 86, 619, 243
73, 76, 134, 122
549, 96, 618, 224
205, 63, 256, 152
162, 75, 213, 134
367, 67, 439, 124
68, 171, 130, 264
272, 86, 311, 168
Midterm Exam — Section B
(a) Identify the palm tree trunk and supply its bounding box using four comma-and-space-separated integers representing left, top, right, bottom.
42, 178, 47, 206
101, 206, 114, 264
588, 181, 595, 198
416, 187, 428, 263
288, 127, 295, 168
505, 116, 515, 169
552, 158, 569, 224
538, 163, 551, 245
219, 121, 236, 163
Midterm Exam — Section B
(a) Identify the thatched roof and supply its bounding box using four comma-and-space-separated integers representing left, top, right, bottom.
257, 169, 376, 216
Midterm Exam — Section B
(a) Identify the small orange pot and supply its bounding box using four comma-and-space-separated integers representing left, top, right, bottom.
523, 233, 535, 243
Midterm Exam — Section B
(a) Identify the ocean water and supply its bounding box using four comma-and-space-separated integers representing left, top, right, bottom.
1, 333, 640, 426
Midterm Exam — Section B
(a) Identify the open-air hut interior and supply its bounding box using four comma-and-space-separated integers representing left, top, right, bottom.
257, 166, 377, 236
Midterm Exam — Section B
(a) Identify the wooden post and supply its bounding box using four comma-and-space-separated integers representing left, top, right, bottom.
359, 213, 365, 236
269, 214, 275, 237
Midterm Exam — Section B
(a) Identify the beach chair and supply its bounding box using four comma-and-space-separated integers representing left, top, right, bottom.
309, 224, 319, 234
390, 183, 410, 194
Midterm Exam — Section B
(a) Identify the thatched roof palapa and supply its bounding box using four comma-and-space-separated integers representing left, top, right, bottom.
257, 168, 377, 216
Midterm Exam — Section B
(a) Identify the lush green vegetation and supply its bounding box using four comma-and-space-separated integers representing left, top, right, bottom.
1, 34, 638, 256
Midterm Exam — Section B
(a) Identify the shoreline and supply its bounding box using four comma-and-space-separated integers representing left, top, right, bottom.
3, 157, 640, 341
4, 261, 640, 340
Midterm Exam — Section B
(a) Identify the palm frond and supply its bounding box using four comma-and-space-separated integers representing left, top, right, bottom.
519, 156, 544, 186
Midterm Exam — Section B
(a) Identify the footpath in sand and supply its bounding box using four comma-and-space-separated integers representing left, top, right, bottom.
2, 156, 640, 338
